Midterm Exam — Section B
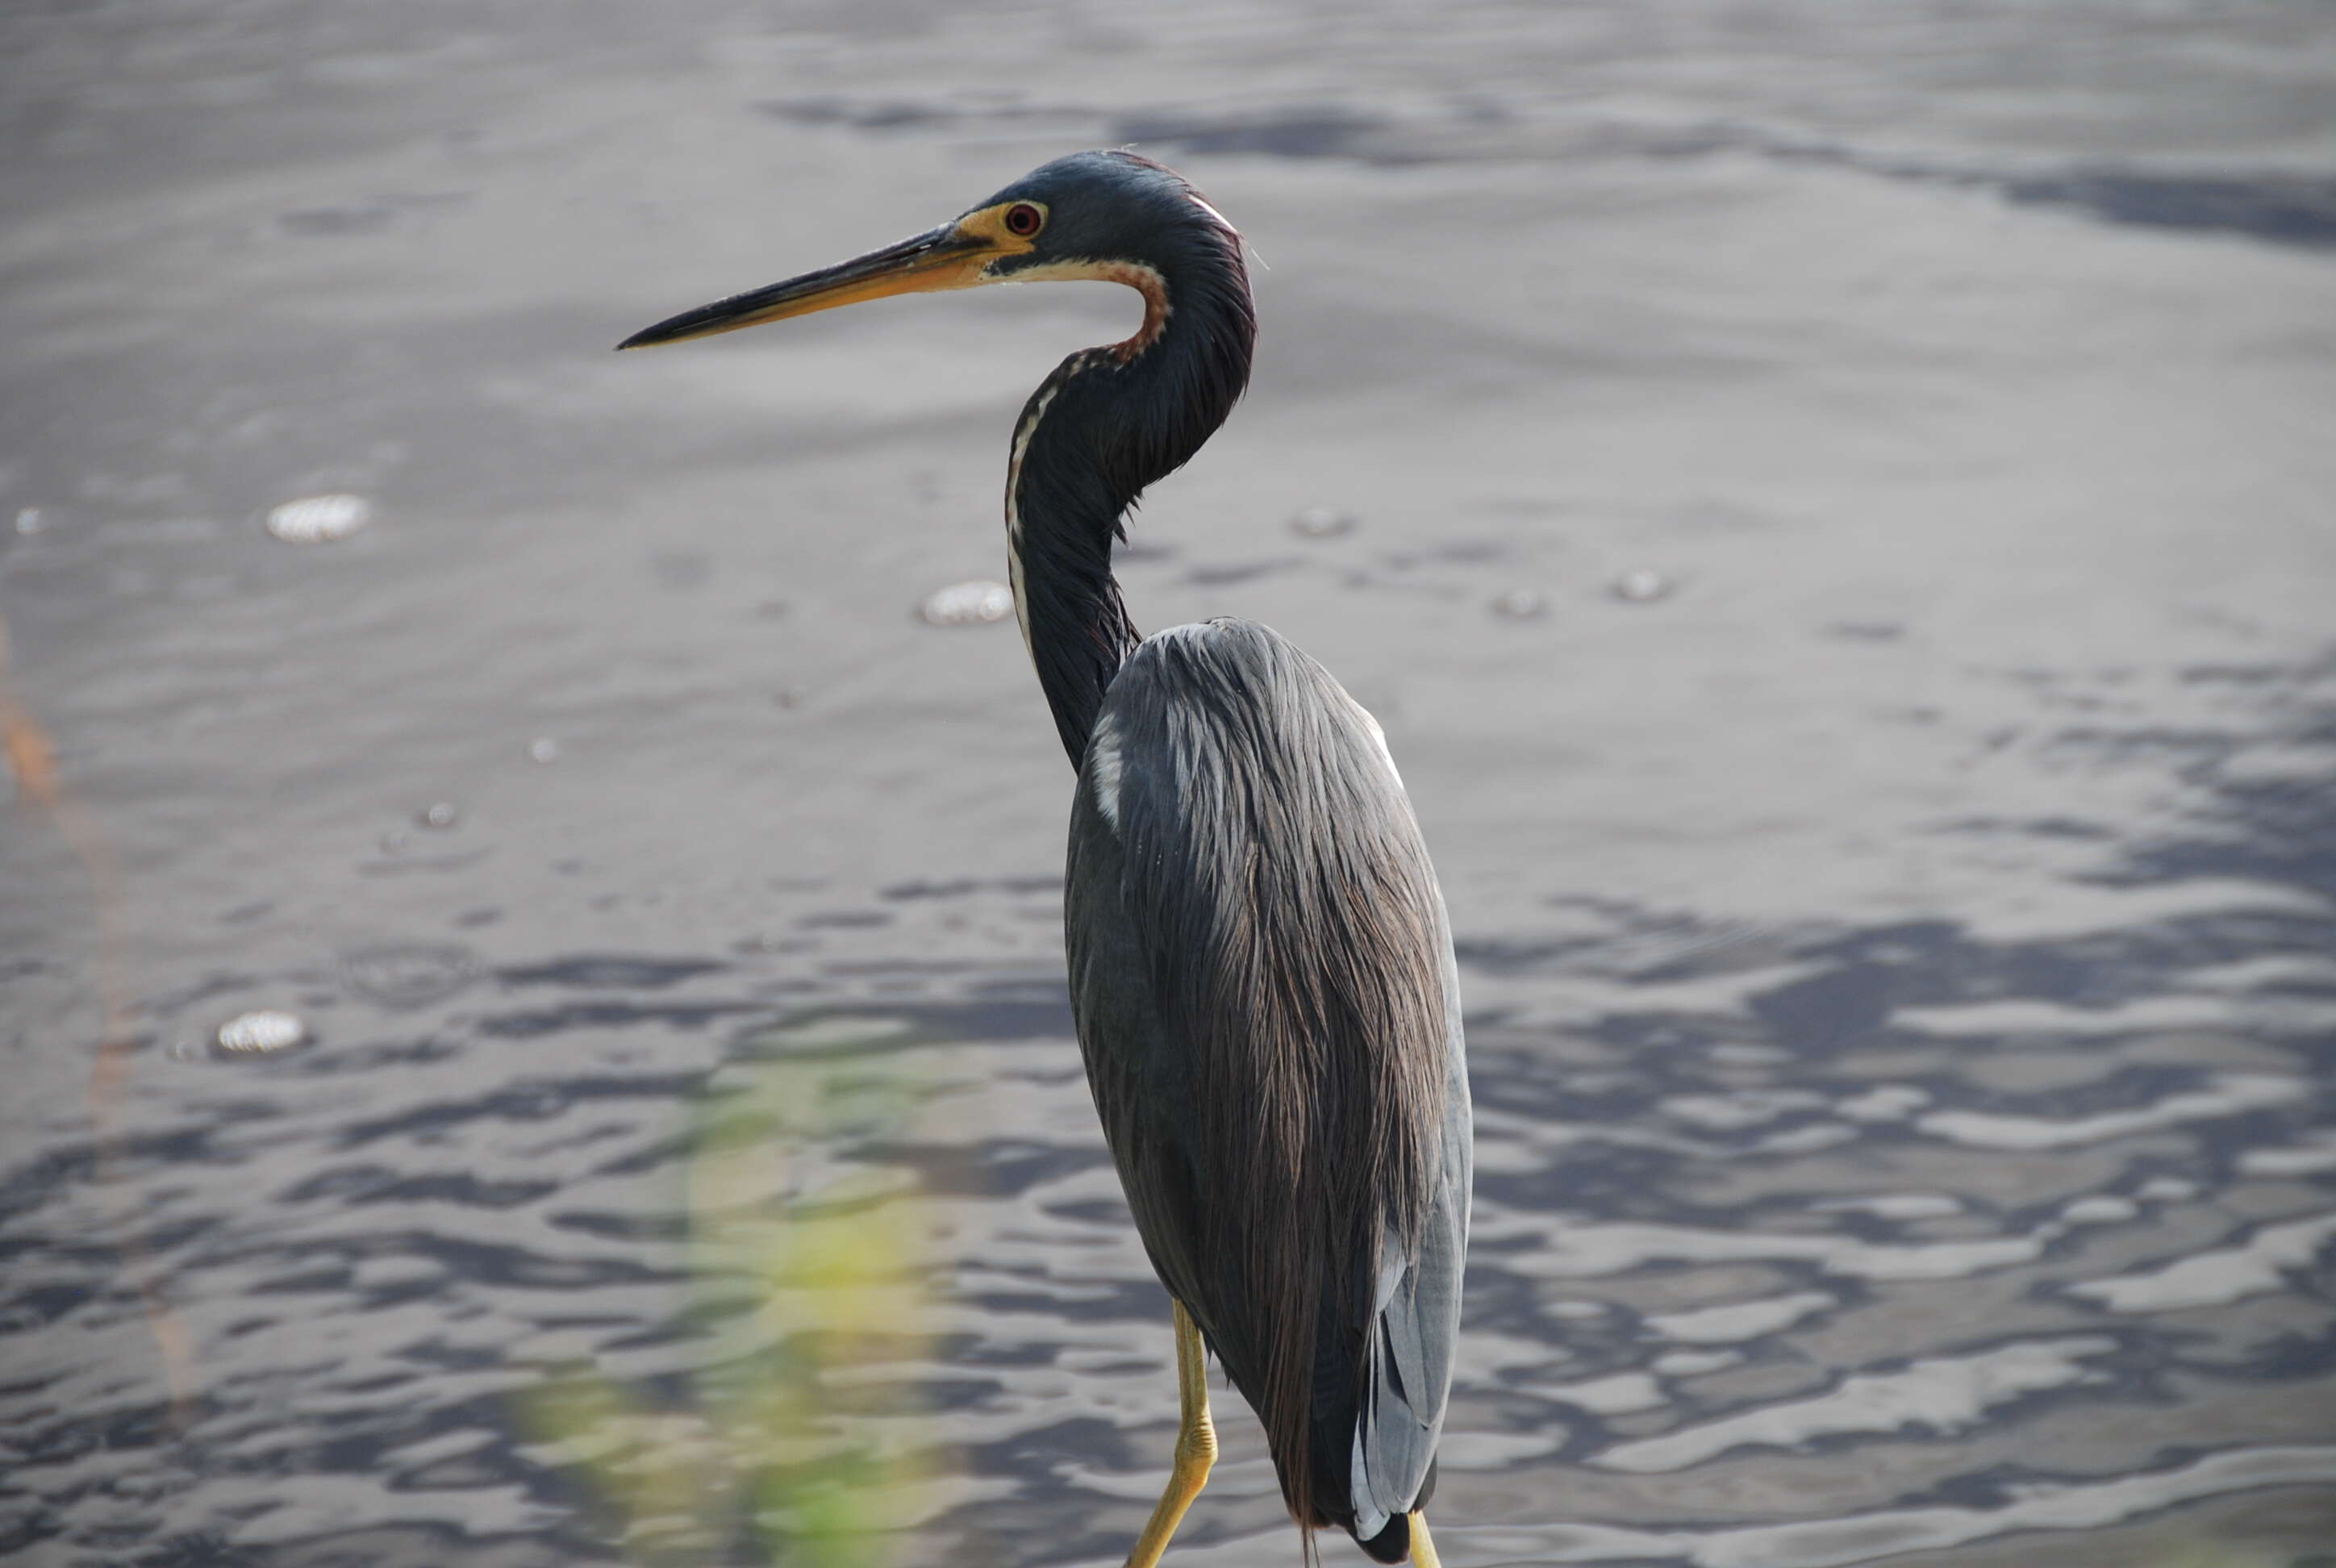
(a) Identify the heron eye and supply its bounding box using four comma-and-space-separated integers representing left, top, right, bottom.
1003, 202, 1045, 238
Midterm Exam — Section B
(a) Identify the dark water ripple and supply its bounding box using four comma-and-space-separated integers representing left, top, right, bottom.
6, 657, 2335, 1565
6, 660, 2335, 1564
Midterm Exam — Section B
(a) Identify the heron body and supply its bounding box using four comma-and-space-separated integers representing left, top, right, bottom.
624, 151, 1471, 1564
1070, 621, 1470, 1553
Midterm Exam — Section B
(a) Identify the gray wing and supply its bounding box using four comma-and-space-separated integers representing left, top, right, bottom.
1063, 617, 1470, 1547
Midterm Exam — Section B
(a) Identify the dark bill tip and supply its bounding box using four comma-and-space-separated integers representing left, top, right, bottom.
614, 223, 987, 352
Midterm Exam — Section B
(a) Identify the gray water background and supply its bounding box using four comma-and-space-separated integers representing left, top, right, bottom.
4, 2, 2336, 1564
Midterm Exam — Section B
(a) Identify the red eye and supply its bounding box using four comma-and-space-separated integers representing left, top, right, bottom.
1004, 202, 1044, 237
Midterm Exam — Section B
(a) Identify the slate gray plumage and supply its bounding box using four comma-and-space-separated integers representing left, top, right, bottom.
1066, 619, 1470, 1557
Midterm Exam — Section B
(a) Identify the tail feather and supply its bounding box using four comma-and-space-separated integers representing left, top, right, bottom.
1357, 1511, 1415, 1564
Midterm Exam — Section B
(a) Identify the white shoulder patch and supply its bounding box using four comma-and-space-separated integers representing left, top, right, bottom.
1353, 700, 1404, 791
1085, 708, 1126, 832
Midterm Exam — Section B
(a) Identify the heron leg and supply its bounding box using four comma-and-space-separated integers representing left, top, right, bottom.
1408, 1512, 1443, 1567
1122, 1299, 1217, 1568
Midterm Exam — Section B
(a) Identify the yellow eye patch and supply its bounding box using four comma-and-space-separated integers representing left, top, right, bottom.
958, 200, 1049, 252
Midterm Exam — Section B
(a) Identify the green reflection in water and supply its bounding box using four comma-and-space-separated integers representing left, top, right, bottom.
525, 1020, 930, 1566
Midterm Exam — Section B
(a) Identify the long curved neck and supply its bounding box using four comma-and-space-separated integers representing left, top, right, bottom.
1006, 243, 1255, 765
1007, 368, 1145, 765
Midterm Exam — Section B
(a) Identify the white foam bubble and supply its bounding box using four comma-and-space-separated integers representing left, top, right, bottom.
1611, 565, 1674, 603
264, 493, 370, 543
213, 1009, 309, 1055
919, 579, 1015, 626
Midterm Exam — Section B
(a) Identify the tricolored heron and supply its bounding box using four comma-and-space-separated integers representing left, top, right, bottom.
621, 151, 1470, 1566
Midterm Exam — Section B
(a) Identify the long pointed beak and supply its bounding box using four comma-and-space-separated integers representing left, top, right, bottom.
617, 223, 996, 350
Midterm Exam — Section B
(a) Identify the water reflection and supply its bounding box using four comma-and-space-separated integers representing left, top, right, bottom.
525, 1032, 931, 1568
4, 640, 2330, 1562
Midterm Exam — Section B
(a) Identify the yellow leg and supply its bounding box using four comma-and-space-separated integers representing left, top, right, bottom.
1408, 1512, 1442, 1567
1123, 1299, 1217, 1568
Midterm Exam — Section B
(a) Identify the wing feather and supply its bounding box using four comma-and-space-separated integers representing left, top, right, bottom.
1064, 617, 1470, 1550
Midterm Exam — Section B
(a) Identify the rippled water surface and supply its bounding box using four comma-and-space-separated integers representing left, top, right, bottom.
5, 3, 2335, 1565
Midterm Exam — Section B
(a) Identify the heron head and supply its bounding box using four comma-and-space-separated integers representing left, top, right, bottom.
616, 150, 1241, 351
